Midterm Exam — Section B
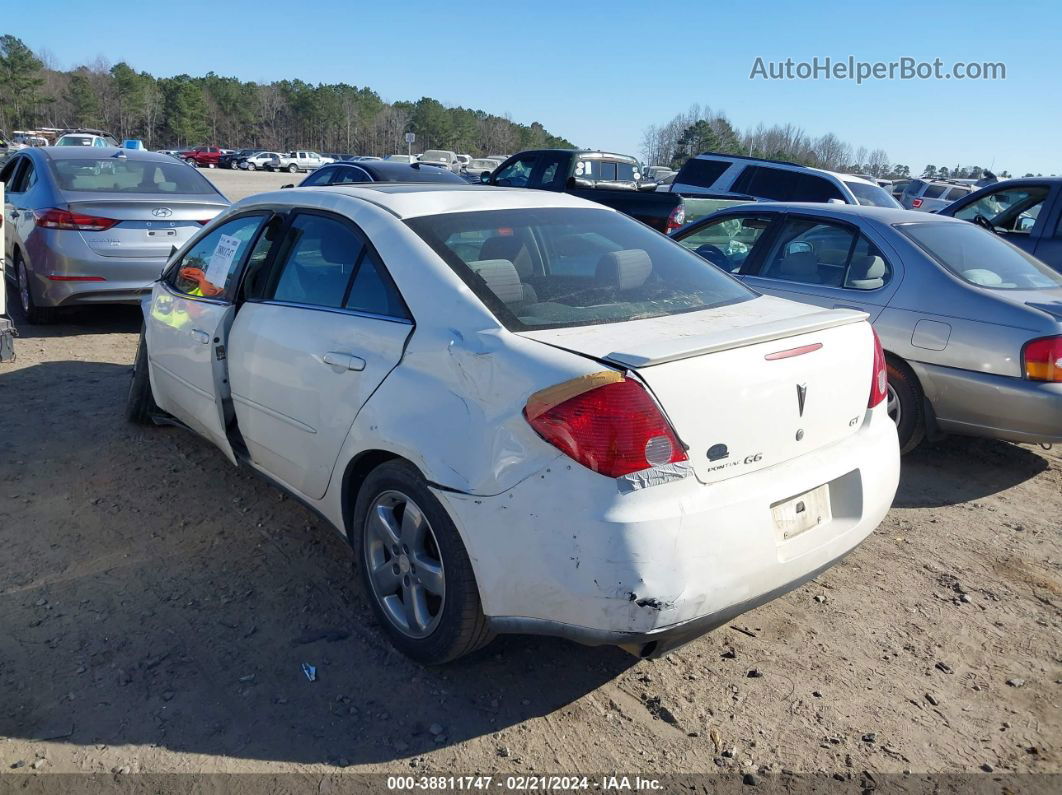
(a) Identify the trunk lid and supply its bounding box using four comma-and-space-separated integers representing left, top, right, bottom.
64, 196, 227, 259
520, 296, 874, 484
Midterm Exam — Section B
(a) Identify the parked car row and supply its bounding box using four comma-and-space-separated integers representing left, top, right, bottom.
2, 136, 1057, 668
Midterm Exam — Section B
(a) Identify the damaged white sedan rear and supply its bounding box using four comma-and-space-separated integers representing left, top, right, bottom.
130, 184, 900, 663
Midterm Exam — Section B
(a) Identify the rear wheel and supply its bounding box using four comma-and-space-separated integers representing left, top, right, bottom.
353, 460, 493, 664
287, 163, 298, 173
16, 253, 57, 325
126, 328, 160, 425
886, 359, 926, 454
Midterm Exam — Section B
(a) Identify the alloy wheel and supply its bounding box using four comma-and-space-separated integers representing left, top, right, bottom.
18, 259, 31, 315
364, 490, 445, 638
886, 383, 902, 426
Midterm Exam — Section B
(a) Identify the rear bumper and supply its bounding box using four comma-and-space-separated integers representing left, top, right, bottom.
912, 361, 1062, 444
24, 231, 172, 308
437, 403, 899, 652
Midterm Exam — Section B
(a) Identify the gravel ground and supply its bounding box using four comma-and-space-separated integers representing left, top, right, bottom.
0, 169, 1059, 787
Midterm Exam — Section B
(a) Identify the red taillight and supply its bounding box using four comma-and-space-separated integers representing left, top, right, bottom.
524, 373, 687, 478
665, 203, 686, 233
1023, 335, 1062, 382
196, 219, 211, 225
34, 208, 118, 231
911, 198, 923, 208
869, 329, 888, 408
46, 274, 105, 281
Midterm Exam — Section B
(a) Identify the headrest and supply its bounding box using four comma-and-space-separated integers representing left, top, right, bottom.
846, 255, 886, 289
961, 268, 1003, 286
469, 259, 524, 304
595, 249, 652, 290
480, 234, 532, 278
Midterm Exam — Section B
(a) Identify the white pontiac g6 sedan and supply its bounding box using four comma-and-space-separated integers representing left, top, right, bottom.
130, 184, 900, 663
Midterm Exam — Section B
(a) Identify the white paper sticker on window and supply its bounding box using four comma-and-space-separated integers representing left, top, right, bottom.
204, 233, 242, 288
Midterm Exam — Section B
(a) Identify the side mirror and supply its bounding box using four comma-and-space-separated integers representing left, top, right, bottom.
480, 172, 491, 184
281, 183, 293, 189
637, 181, 659, 192
827, 198, 846, 205
786, 241, 813, 256
1018, 216, 1036, 232
169, 244, 179, 259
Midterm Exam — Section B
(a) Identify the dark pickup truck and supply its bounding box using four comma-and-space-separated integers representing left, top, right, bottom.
937, 177, 1062, 272
483, 150, 688, 233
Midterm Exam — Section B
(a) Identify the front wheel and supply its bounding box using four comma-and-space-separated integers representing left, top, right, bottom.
886, 360, 926, 454
126, 328, 160, 425
353, 460, 493, 664
246, 162, 256, 171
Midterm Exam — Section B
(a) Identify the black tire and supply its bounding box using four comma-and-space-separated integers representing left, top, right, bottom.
287, 163, 298, 173
886, 359, 926, 454
353, 460, 493, 664
16, 252, 57, 325
126, 329, 160, 425
246, 162, 256, 171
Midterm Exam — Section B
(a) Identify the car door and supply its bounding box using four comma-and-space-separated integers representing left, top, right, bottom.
1, 156, 26, 270
226, 209, 413, 499
145, 212, 276, 464
945, 183, 1051, 255
3, 157, 41, 273
741, 214, 901, 322
1031, 190, 1062, 270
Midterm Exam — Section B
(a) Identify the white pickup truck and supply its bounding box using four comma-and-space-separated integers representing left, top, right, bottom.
268, 151, 334, 173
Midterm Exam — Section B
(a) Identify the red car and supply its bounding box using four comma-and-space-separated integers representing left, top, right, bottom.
179, 146, 223, 168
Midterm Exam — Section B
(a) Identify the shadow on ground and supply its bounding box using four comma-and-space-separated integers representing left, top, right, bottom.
5, 303, 142, 342
894, 435, 1050, 509
0, 360, 633, 767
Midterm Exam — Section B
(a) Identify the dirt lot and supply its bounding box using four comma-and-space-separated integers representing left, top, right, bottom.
0, 167, 1060, 786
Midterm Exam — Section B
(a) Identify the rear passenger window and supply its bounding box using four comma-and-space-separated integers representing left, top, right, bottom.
344, 249, 408, 318
676, 158, 730, 189
922, 184, 946, 199
269, 214, 364, 308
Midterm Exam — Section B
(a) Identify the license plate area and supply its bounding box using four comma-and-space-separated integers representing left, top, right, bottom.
771, 483, 832, 541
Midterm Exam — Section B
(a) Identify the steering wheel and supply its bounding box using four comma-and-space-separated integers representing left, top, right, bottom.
694, 243, 731, 270
972, 213, 997, 232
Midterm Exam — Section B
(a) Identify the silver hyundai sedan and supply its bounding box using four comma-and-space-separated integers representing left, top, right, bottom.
2, 147, 229, 323
672, 203, 1062, 453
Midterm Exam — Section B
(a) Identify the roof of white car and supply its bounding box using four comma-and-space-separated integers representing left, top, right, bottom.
238, 184, 604, 219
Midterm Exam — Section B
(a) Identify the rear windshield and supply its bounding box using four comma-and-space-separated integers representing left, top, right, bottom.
407, 207, 755, 331
844, 181, 901, 208
57, 136, 93, 146
898, 222, 1062, 290
50, 158, 217, 194
382, 166, 465, 183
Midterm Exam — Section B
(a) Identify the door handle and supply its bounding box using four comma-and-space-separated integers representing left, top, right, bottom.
323, 351, 366, 371
191, 329, 211, 344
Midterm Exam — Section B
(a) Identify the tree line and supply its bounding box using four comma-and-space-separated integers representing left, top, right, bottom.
642, 105, 1011, 180
0, 34, 573, 156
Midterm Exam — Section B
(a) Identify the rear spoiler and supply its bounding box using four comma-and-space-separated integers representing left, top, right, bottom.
605, 309, 868, 368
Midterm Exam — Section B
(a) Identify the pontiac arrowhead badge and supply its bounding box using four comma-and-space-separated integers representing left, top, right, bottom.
796, 383, 807, 417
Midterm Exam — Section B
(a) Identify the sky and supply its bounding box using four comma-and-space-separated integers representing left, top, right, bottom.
10, 0, 1061, 175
